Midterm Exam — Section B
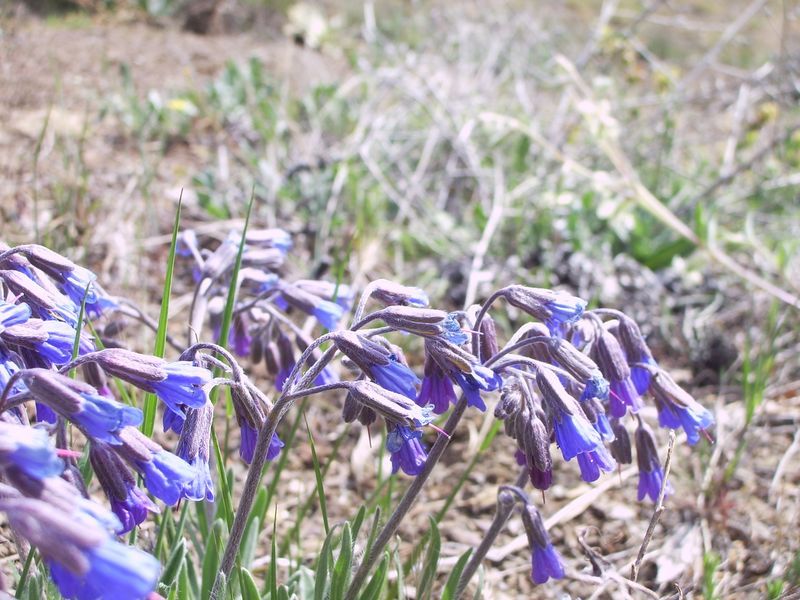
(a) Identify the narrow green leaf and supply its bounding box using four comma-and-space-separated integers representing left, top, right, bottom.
357, 552, 389, 600
201, 519, 227, 600
14, 549, 36, 599
363, 507, 382, 563
330, 523, 353, 600
142, 193, 182, 436
417, 517, 441, 600
268, 509, 278, 600
277, 585, 290, 600
314, 525, 339, 600
305, 412, 330, 535
239, 568, 260, 600
160, 539, 187, 587
441, 549, 473, 600
240, 516, 260, 569
350, 505, 367, 542
392, 548, 406, 600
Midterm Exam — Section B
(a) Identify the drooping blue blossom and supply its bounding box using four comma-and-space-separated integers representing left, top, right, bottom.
0, 423, 63, 479
311, 300, 344, 330
576, 445, 616, 483
72, 391, 142, 444
112, 486, 159, 535
136, 449, 197, 506
1, 319, 94, 366
372, 357, 421, 400
149, 361, 212, 414
608, 377, 643, 418
387, 425, 427, 476
0, 301, 31, 330
416, 355, 457, 414
552, 411, 603, 461
635, 422, 673, 502
650, 371, 714, 445
48, 539, 161, 600
522, 505, 565, 585
451, 365, 502, 411
180, 455, 215, 502
424, 338, 501, 412
530, 543, 565, 585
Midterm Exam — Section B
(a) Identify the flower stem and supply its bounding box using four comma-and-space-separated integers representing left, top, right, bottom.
344, 395, 469, 600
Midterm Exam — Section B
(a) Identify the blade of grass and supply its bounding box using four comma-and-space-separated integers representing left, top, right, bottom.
304, 412, 330, 536
142, 192, 182, 436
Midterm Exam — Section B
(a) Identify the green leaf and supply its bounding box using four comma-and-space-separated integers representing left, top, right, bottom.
268, 510, 278, 600
330, 523, 353, 600
160, 539, 187, 587
240, 516, 260, 569
314, 526, 339, 600
239, 568, 260, 600
305, 412, 330, 535
417, 517, 441, 600
142, 193, 181, 436
441, 549, 473, 600
201, 519, 228, 600
357, 552, 389, 600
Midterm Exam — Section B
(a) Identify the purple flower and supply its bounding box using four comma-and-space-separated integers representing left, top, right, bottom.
48, 539, 160, 600
111, 486, 159, 535
373, 357, 420, 400
0, 301, 31, 329
73, 391, 142, 444
609, 377, 643, 418
387, 425, 427, 476
552, 412, 602, 461
531, 543, 565, 584
150, 361, 211, 414
239, 421, 284, 465
0, 422, 63, 479
650, 371, 714, 445
416, 356, 457, 414
1, 319, 94, 365
576, 445, 616, 483
635, 423, 672, 502
451, 366, 502, 411
136, 449, 197, 506
423, 338, 501, 413
521, 505, 565, 585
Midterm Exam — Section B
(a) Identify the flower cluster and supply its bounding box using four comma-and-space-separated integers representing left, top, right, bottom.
0, 233, 716, 596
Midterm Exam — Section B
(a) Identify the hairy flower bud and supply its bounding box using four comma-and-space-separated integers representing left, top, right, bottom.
609, 418, 632, 464
479, 314, 499, 362
502, 285, 586, 334
369, 279, 429, 308
594, 330, 641, 417
371, 306, 449, 337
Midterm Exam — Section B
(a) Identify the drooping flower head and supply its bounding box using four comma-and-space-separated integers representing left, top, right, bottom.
1, 318, 94, 366
113, 426, 197, 506
22, 369, 141, 444
369, 279, 430, 308
0, 422, 64, 479
521, 504, 565, 584
423, 338, 501, 412
90, 442, 159, 534
635, 422, 672, 502
2, 495, 160, 600
332, 331, 420, 399
175, 401, 215, 502
386, 425, 428, 476
575, 444, 616, 483
416, 351, 457, 414
502, 285, 586, 335
594, 330, 642, 418
537, 367, 602, 461
649, 370, 714, 445
89, 348, 212, 420
277, 281, 344, 330
616, 316, 658, 396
